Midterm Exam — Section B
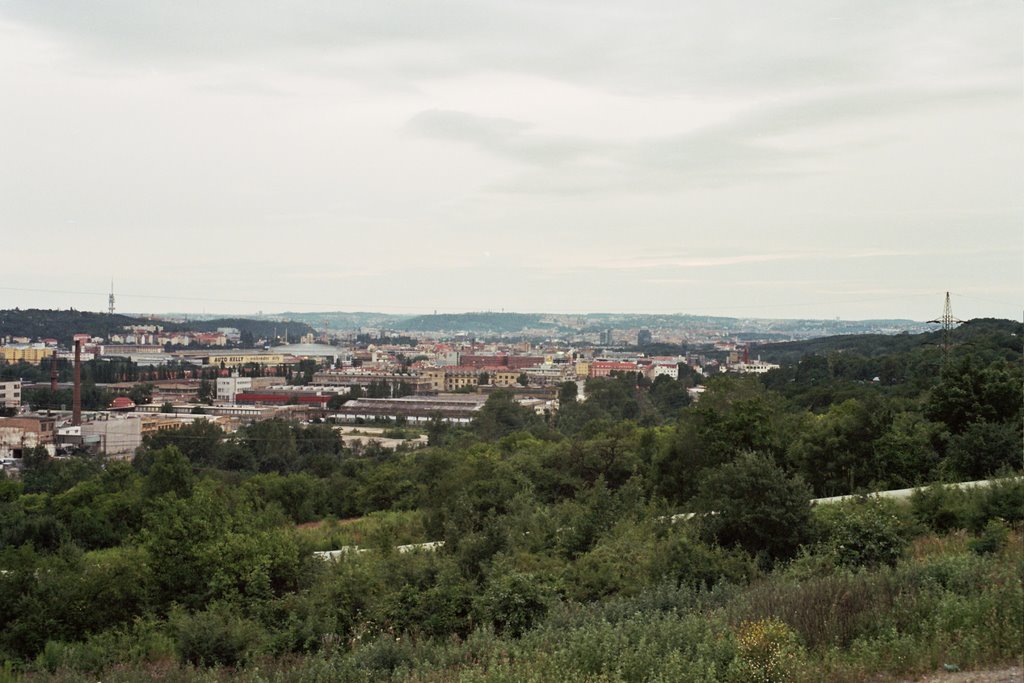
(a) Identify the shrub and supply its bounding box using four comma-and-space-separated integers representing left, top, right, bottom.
171, 603, 267, 668
650, 527, 758, 589
968, 518, 1009, 555
727, 618, 805, 683
913, 478, 1024, 533
965, 477, 1024, 530
475, 572, 550, 637
33, 618, 174, 675
813, 497, 911, 568
696, 452, 812, 565
911, 484, 969, 533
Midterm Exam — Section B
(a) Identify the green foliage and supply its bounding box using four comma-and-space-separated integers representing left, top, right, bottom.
21, 449, 106, 497
242, 473, 327, 523
911, 478, 1024, 534
473, 390, 542, 441
145, 420, 226, 468
33, 618, 174, 675
812, 497, 911, 568
967, 518, 1009, 555
142, 481, 301, 611
138, 446, 194, 500
648, 373, 691, 419
655, 377, 794, 501
926, 357, 1022, 434
910, 483, 971, 533
172, 603, 267, 667
787, 397, 891, 496
944, 420, 1021, 479
727, 618, 805, 683
696, 452, 812, 565
239, 420, 299, 473
475, 572, 549, 637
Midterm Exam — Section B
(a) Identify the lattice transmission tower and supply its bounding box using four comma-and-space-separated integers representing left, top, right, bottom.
927, 291, 962, 358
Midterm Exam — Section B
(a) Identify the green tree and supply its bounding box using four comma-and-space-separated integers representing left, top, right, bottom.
787, 397, 890, 496
473, 390, 541, 441
127, 383, 153, 405
239, 420, 298, 473
648, 374, 690, 419
144, 419, 225, 468
138, 446, 194, 500
926, 357, 1023, 434
944, 420, 1021, 479
197, 379, 214, 405
695, 452, 812, 565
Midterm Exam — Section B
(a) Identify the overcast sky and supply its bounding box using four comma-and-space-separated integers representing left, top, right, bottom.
1, 1, 1020, 321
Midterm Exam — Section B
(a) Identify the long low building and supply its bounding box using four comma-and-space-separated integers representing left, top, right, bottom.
330, 394, 489, 424
311, 370, 432, 393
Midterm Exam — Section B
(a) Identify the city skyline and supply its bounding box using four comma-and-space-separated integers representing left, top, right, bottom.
1, 1, 1020, 320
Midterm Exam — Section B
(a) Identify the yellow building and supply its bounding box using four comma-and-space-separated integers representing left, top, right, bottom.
445, 369, 480, 391
205, 353, 285, 367
418, 368, 446, 392
492, 370, 520, 387
0, 346, 51, 364
574, 360, 590, 378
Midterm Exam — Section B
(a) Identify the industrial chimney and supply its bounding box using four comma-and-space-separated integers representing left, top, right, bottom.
50, 349, 59, 393
72, 340, 82, 426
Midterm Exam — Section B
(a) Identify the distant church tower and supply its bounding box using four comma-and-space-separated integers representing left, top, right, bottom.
108, 280, 115, 315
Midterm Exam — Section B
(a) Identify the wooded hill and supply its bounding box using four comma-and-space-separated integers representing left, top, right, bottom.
753, 317, 1021, 364
0, 309, 315, 344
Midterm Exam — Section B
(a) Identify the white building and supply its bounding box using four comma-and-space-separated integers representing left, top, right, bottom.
0, 381, 21, 409
731, 357, 780, 374
646, 363, 679, 380
80, 416, 143, 457
216, 374, 253, 402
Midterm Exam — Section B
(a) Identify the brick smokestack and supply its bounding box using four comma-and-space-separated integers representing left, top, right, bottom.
50, 349, 59, 393
73, 340, 82, 426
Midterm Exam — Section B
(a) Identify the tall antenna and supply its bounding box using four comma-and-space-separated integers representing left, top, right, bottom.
927, 291, 963, 358
108, 279, 115, 315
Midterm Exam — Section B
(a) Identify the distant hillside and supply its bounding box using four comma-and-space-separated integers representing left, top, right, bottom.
0, 309, 147, 342
184, 318, 315, 340
274, 311, 409, 331
390, 311, 926, 337
0, 309, 314, 344
753, 318, 1022, 364
395, 312, 555, 333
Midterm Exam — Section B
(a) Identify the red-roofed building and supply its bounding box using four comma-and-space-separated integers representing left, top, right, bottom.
588, 361, 638, 378
109, 396, 137, 411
